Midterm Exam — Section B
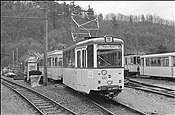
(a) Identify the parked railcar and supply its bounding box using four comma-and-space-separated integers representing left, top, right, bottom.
140, 52, 175, 78
62, 35, 124, 99
39, 50, 63, 81
124, 54, 142, 77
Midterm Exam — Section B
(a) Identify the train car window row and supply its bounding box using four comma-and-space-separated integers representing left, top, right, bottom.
39, 57, 63, 67
63, 45, 94, 68
124, 56, 140, 65
145, 57, 169, 67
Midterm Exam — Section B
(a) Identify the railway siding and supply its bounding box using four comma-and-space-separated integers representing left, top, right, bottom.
129, 77, 175, 90
1, 76, 175, 115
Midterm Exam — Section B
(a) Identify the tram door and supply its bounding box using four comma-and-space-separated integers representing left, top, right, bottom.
76, 48, 87, 92
76, 49, 82, 91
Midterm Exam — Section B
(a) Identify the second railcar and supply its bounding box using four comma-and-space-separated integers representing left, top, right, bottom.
124, 54, 142, 77
39, 50, 63, 81
140, 52, 175, 78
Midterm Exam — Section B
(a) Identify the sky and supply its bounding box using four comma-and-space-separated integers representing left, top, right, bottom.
60, 1, 174, 21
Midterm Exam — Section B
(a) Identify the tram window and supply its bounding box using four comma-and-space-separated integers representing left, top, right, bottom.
67, 51, 71, 67
151, 58, 157, 66
71, 49, 75, 68
137, 57, 140, 64
77, 51, 81, 68
131, 57, 133, 64
133, 57, 137, 64
146, 58, 150, 66
162, 57, 169, 66
141, 58, 144, 66
157, 57, 161, 66
63, 52, 66, 67
125, 58, 128, 64
58, 58, 62, 66
48, 58, 51, 66
39, 59, 44, 66
52, 58, 54, 67
55, 57, 57, 66
87, 45, 94, 68
97, 49, 122, 67
82, 50, 86, 68
173, 56, 175, 66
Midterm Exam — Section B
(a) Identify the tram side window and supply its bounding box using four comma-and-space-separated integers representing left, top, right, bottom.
48, 57, 51, 66
52, 58, 54, 67
87, 45, 94, 68
131, 57, 133, 64
125, 58, 128, 65
63, 52, 66, 67
82, 50, 86, 68
162, 57, 169, 66
58, 58, 63, 66
137, 57, 140, 65
133, 57, 137, 64
151, 58, 157, 66
173, 56, 175, 66
77, 51, 81, 68
141, 58, 144, 66
146, 58, 150, 66
71, 49, 75, 68
157, 57, 161, 66
55, 57, 57, 66
66, 51, 71, 67
39, 59, 44, 66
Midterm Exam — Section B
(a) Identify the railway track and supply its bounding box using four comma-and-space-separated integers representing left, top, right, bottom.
85, 94, 148, 115
1, 78, 78, 115
125, 79, 175, 98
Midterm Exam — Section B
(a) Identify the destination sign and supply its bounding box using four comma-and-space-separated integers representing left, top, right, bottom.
97, 45, 121, 49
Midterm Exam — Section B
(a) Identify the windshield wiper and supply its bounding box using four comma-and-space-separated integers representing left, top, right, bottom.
98, 56, 111, 66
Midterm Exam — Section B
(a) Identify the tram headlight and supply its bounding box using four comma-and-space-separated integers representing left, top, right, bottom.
101, 70, 107, 75
107, 80, 113, 85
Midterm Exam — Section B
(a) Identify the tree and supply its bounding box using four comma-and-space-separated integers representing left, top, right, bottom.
141, 14, 145, 22
129, 15, 133, 22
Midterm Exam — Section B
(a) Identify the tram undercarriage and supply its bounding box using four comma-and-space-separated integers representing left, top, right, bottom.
91, 85, 122, 99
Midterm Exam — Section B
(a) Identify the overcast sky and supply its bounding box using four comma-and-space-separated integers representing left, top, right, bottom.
60, 1, 174, 21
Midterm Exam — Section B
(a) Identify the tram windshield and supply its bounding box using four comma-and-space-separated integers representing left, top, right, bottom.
97, 49, 122, 67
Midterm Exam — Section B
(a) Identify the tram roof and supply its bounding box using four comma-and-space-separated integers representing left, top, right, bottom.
140, 52, 175, 58
124, 54, 143, 57
40, 50, 62, 58
64, 37, 124, 51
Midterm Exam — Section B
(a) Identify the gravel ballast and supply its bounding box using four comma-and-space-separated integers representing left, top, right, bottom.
1, 83, 36, 115
2, 77, 175, 115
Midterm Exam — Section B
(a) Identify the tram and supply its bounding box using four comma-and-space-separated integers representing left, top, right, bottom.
39, 50, 63, 81
124, 54, 142, 77
140, 52, 175, 78
62, 35, 124, 99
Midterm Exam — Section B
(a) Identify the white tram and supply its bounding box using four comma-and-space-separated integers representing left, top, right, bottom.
39, 50, 63, 81
124, 54, 142, 76
140, 52, 175, 78
62, 35, 124, 98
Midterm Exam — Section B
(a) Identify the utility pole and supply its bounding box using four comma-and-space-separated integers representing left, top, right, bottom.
12, 50, 15, 68
16, 47, 18, 68
136, 37, 138, 55
43, 1, 48, 86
